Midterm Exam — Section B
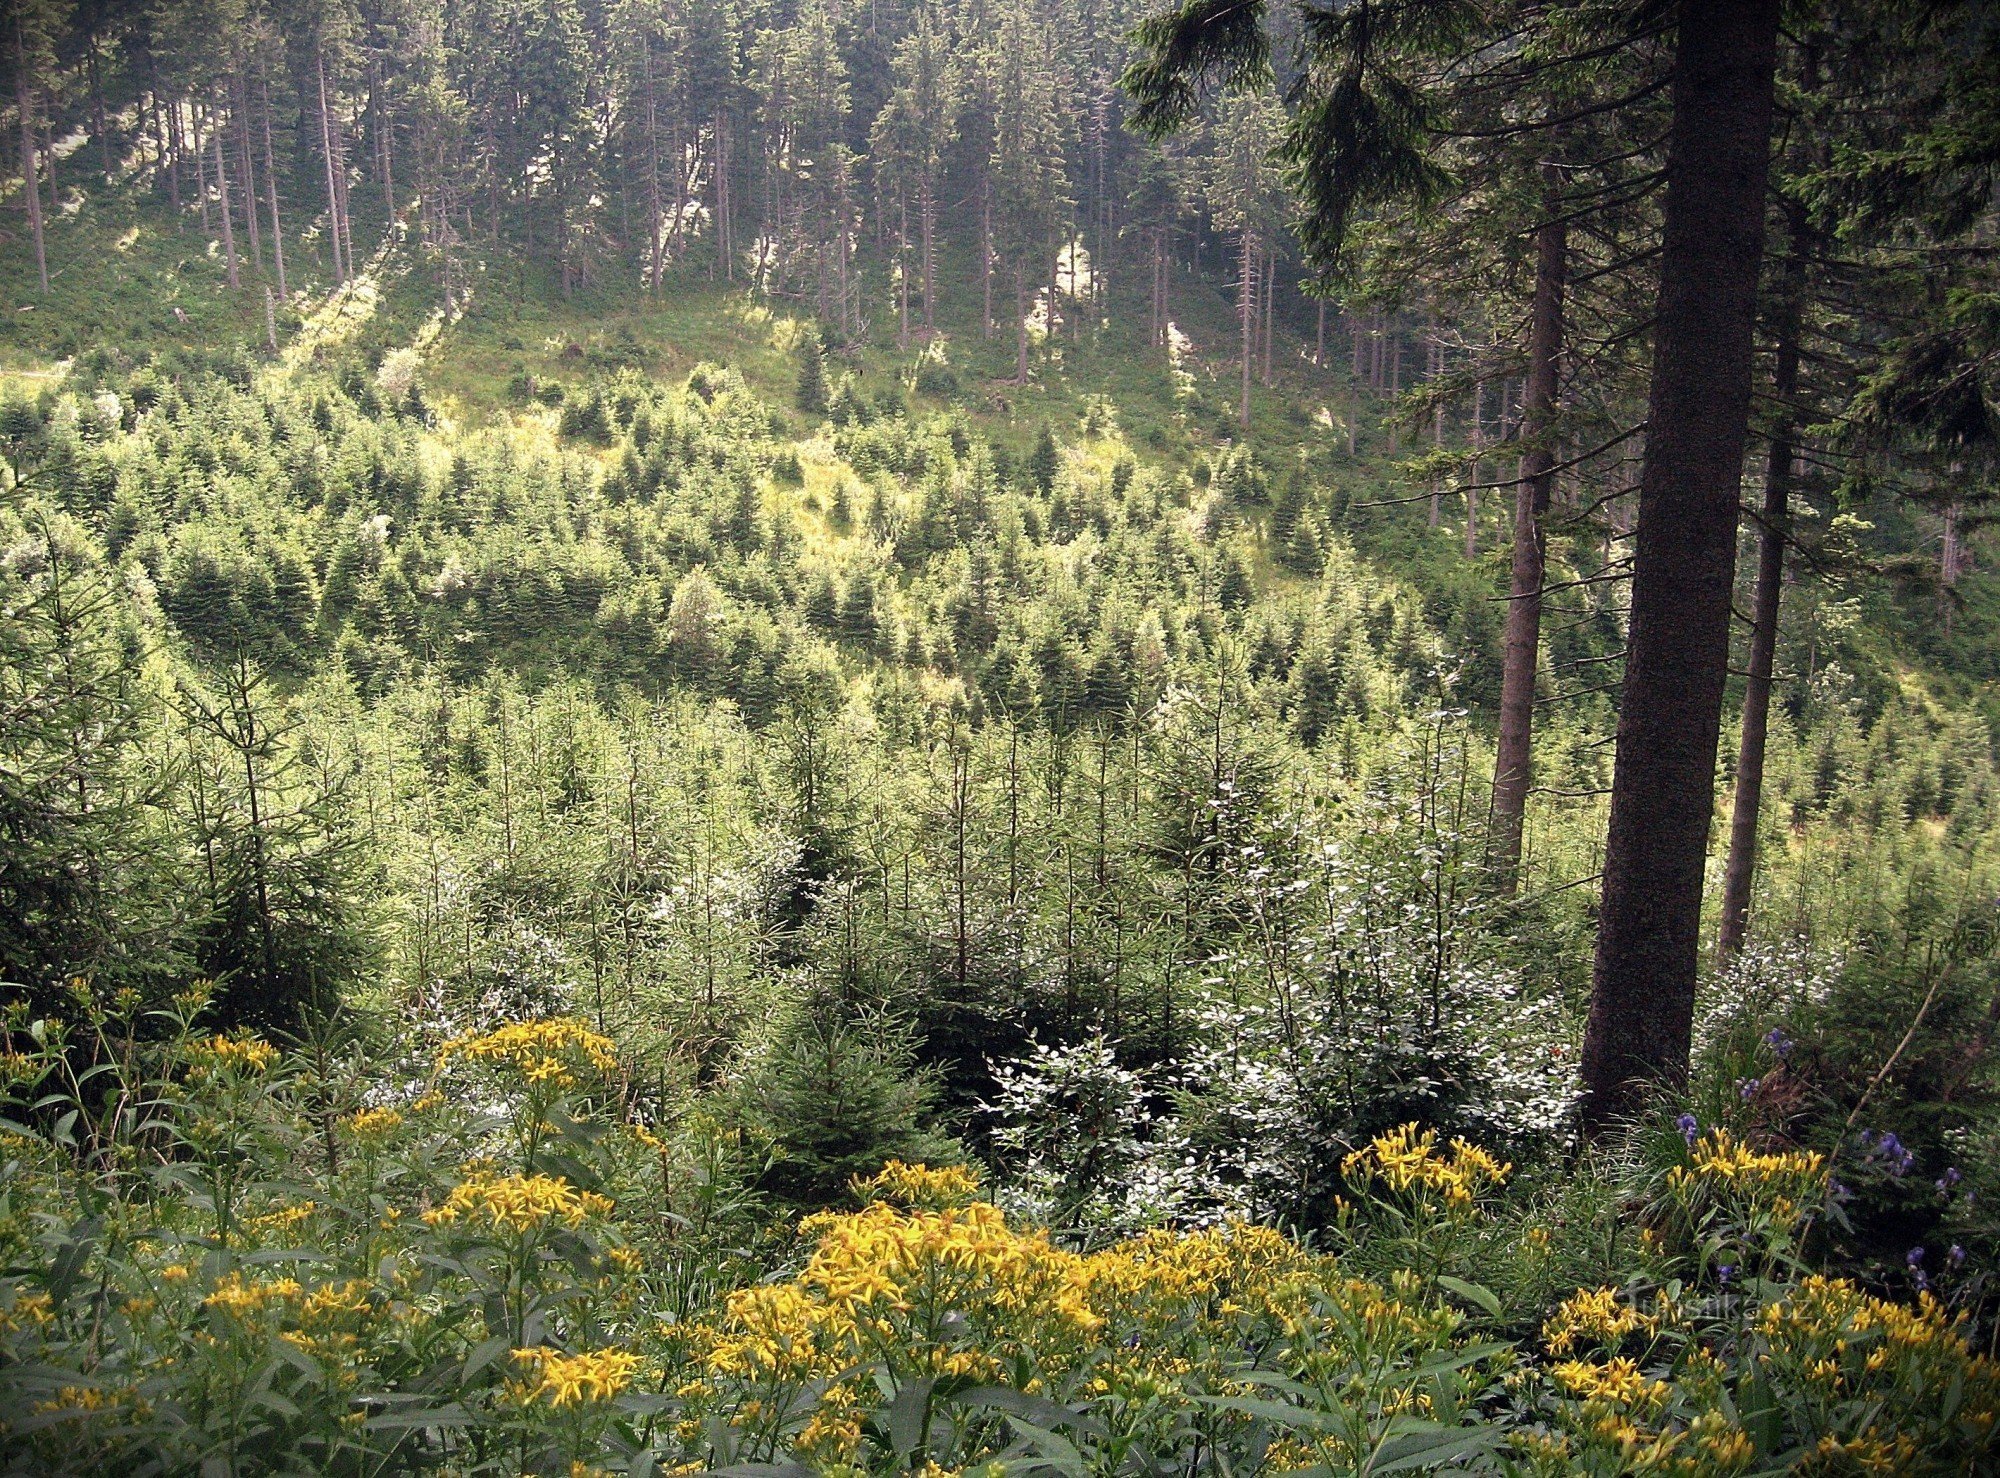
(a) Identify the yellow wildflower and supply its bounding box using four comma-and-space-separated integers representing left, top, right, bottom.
435, 1018, 619, 1090
1543, 1287, 1663, 1356
204, 1271, 303, 1319
856, 1159, 984, 1209
1341, 1124, 1510, 1209
346, 1106, 405, 1141
507, 1346, 643, 1408
185, 1033, 280, 1081
422, 1171, 613, 1234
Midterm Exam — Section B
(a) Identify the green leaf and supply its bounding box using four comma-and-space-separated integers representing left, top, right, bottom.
1403, 1340, 1513, 1382
1434, 1276, 1502, 1319
1203, 1395, 1349, 1433
462, 1334, 512, 1383
952, 1385, 1104, 1437
1366, 1420, 1501, 1474
1001, 1416, 1088, 1478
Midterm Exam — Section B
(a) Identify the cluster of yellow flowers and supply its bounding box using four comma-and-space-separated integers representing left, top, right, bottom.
855, 1158, 983, 1209
1551, 1356, 1672, 1412
30, 1384, 144, 1420
1806, 1431, 1922, 1474
1341, 1124, 1511, 1209
245, 1201, 318, 1237
1756, 1275, 2000, 1416
1533, 1271, 2000, 1475
435, 1018, 621, 1089
184, 1033, 280, 1082
1088, 1220, 1302, 1323
422, 1171, 614, 1235
1564, 1409, 1757, 1476
1542, 1286, 1670, 1356
203, 1271, 305, 1319
507, 1346, 644, 1408
704, 1199, 1101, 1384
1667, 1130, 1825, 1213
346, 1105, 405, 1142
688, 1168, 1495, 1472
278, 1280, 378, 1366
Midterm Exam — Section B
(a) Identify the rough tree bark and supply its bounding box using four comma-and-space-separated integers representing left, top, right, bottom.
1238, 231, 1254, 427
240, 77, 264, 272
260, 79, 286, 297
14, 13, 47, 294
1580, 0, 1781, 1129
1488, 185, 1567, 891
213, 119, 240, 288
1718, 191, 1810, 960
317, 51, 347, 284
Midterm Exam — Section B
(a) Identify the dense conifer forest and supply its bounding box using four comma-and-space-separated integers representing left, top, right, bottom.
2, 0, 1999, 1470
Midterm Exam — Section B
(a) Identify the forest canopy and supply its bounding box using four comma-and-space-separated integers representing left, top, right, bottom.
1, 0, 1999, 1471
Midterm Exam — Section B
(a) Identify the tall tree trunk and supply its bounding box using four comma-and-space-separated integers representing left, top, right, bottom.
1015, 264, 1029, 382
897, 189, 909, 349
982, 171, 994, 338
1581, 0, 1781, 1129
87, 35, 110, 178
1261, 250, 1276, 386
1428, 334, 1443, 527
920, 175, 936, 333
714, 108, 733, 281
260, 79, 287, 297
380, 80, 395, 225
316, 51, 347, 283
1718, 184, 1812, 960
14, 15, 47, 294
152, 71, 178, 212
234, 72, 262, 271
214, 118, 240, 288
1238, 231, 1254, 428
165, 83, 184, 215
336, 94, 356, 272
193, 101, 212, 235
1388, 325, 1401, 453
1489, 190, 1567, 891
644, 35, 662, 292
1467, 375, 1484, 557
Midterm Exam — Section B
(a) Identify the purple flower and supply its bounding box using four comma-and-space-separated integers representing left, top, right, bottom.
1949, 1245, 1967, 1269
1908, 1246, 1926, 1267
1716, 1263, 1735, 1285
1738, 1077, 1762, 1101
1676, 1113, 1700, 1146
1913, 1270, 1929, 1291
1765, 1027, 1793, 1058
1867, 1131, 1914, 1176
1937, 1166, 1962, 1194
1830, 1179, 1852, 1203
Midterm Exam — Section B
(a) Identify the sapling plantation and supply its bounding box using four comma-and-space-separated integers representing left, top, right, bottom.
0, 0, 1997, 1471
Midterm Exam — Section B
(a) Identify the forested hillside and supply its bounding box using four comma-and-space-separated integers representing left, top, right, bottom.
2, 0, 1999, 1472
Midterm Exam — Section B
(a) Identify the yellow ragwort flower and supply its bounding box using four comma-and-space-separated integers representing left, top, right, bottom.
434, 1018, 620, 1091
507, 1346, 643, 1408
1341, 1124, 1510, 1209
423, 1171, 613, 1234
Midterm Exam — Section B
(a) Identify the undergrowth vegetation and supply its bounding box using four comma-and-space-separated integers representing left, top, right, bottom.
2, 1010, 1994, 1474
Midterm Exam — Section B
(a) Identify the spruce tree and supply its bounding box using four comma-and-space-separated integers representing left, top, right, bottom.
795, 336, 829, 414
